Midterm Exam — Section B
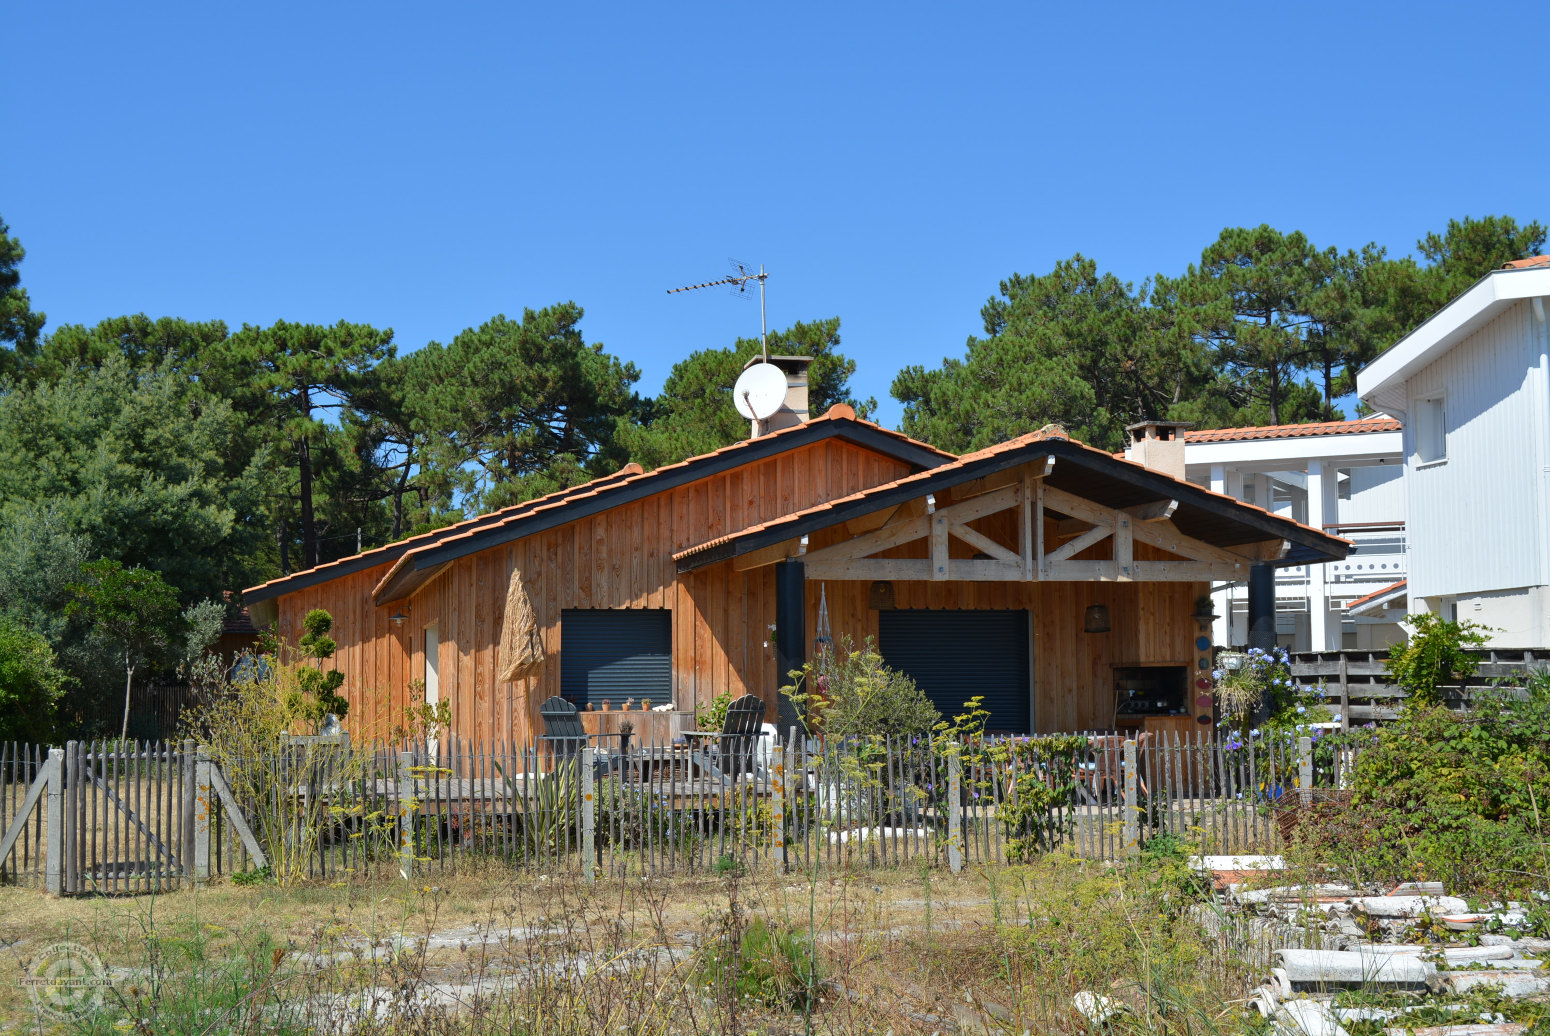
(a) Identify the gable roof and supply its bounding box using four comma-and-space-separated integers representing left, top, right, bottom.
243, 406, 953, 608
1358, 263, 1550, 416
1184, 417, 1401, 444
675, 428, 1350, 572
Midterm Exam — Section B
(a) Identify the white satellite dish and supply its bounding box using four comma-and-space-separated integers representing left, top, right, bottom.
733, 362, 788, 421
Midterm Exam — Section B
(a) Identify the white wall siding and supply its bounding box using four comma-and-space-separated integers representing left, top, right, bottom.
1339, 465, 1405, 525
1406, 300, 1547, 600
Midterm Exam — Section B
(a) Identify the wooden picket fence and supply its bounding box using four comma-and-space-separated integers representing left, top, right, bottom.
0, 730, 1357, 895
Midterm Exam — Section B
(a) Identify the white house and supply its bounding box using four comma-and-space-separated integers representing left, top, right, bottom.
1357, 256, 1550, 647
1178, 420, 1407, 651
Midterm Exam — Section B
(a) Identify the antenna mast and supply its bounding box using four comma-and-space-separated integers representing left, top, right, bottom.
667, 261, 769, 362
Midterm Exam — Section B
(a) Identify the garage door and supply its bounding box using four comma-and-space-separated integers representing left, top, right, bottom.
560, 609, 672, 707
877, 610, 1031, 733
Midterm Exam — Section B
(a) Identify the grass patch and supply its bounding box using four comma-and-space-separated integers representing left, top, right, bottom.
0, 855, 1258, 1034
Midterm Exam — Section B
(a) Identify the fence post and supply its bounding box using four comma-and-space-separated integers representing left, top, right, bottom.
1122, 738, 1139, 854
1298, 736, 1313, 806
769, 741, 787, 872
397, 751, 415, 882
947, 744, 963, 874
580, 746, 595, 883
193, 746, 212, 883
45, 748, 64, 896
1338, 656, 1350, 731
181, 739, 196, 869
63, 741, 78, 895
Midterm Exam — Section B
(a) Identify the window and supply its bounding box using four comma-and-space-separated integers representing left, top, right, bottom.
1414, 395, 1446, 464
560, 609, 672, 707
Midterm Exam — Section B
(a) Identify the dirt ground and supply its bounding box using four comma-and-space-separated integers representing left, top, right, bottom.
0, 856, 1251, 1034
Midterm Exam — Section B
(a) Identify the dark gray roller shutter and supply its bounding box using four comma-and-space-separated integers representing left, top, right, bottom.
560, 609, 672, 707
878, 610, 1031, 734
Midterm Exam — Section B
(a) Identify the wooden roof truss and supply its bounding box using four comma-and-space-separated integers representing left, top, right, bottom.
756, 461, 1285, 582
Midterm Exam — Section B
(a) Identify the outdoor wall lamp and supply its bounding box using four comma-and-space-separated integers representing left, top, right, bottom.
389, 610, 409, 625
1083, 604, 1111, 634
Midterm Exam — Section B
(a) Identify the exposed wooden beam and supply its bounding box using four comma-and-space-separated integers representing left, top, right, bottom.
732, 537, 803, 572
1124, 498, 1178, 522
1032, 476, 1044, 579
930, 514, 949, 580
1043, 559, 1248, 581
843, 505, 898, 537
1114, 512, 1134, 567
802, 513, 929, 565
804, 558, 932, 581
801, 484, 1022, 567
1041, 485, 1116, 527
1233, 538, 1290, 561
1044, 522, 1113, 563
947, 467, 1021, 503
1130, 519, 1250, 567
1054, 517, 1095, 537
949, 521, 1021, 566
805, 557, 1025, 582
1020, 473, 1035, 579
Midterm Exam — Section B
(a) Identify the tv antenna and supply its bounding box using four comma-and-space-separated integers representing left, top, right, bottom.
667, 260, 770, 362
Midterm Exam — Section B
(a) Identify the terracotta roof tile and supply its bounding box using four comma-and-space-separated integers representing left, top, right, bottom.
1503, 256, 1550, 270
1346, 579, 1407, 611
1184, 417, 1401, 444
369, 406, 952, 597
241, 462, 649, 596
675, 426, 1346, 563
239, 405, 952, 601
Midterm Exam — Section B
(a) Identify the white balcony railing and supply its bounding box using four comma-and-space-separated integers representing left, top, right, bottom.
1271, 523, 1406, 605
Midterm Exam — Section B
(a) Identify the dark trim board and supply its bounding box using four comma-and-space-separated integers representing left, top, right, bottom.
677, 439, 1349, 573
371, 421, 950, 605
247, 418, 950, 607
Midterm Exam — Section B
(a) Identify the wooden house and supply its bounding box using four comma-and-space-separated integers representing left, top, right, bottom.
244, 373, 1347, 744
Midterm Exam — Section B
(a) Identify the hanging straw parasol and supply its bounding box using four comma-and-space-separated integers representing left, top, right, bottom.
497, 566, 545, 682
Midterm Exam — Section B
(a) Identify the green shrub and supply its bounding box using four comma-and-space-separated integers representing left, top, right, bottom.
696, 914, 817, 1009
1291, 671, 1550, 895
782, 634, 941, 740
1385, 612, 1491, 708
996, 735, 1089, 861
0, 614, 69, 741
696, 689, 734, 732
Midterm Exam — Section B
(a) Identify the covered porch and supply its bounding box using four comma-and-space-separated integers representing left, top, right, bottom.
676, 430, 1349, 735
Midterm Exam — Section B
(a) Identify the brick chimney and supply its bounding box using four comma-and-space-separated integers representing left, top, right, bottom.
1124, 420, 1191, 480
746, 355, 812, 437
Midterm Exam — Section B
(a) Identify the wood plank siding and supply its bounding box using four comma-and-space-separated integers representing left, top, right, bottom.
273, 438, 916, 746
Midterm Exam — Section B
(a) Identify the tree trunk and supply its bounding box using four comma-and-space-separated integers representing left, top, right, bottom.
299, 431, 318, 570
121, 655, 135, 745
278, 514, 291, 575
390, 453, 411, 541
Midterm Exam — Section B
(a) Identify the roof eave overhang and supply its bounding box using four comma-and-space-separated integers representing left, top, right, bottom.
1348, 582, 1408, 618
369, 419, 954, 607
679, 439, 1348, 573
1358, 268, 1550, 416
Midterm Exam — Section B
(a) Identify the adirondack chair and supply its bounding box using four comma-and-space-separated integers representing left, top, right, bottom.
538, 697, 620, 774
682, 694, 769, 780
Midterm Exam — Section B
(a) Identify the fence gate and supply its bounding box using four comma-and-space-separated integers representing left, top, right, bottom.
63, 741, 192, 894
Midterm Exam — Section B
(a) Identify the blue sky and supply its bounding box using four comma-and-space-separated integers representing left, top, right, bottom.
4, 1, 1548, 427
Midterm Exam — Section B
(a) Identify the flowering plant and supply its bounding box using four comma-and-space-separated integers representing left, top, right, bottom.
1213, 646, 1334, 731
